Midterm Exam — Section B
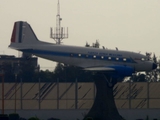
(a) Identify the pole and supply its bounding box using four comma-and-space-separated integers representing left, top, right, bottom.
147, 82, 149, 108
1, 74, 4, 114
14, 74, 17, 113
75, 78, 78, 109
39, 78, 41, 110
57, 78, 59, 109
20, 78, 23, 110
129, 81, 131, 109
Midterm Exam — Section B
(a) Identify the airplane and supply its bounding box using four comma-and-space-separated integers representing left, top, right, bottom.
9, 21, 157, 87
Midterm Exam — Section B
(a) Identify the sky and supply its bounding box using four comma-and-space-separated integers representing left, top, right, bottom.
1, 0, 160, 70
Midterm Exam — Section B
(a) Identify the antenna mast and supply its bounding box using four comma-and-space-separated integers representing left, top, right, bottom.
50, 0, 68, 44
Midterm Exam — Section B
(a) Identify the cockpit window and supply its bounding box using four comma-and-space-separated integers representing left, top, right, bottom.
141, 57, 152, 61
141, 58, 145, 61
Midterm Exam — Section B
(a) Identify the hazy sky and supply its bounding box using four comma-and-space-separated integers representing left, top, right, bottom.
1, 0, 160, 70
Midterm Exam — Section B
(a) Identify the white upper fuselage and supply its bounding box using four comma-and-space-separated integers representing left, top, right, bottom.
15, 41, 153, 72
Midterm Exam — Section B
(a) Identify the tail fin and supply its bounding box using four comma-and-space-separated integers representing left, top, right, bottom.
9, 21, 39, 49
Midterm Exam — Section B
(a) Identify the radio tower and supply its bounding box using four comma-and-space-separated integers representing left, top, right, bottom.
50, 0, 68, 44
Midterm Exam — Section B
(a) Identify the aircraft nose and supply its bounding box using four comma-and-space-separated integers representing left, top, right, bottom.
152, 63, 157, 70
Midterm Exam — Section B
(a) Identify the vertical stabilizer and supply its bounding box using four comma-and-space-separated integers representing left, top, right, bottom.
10, 21, 39, 44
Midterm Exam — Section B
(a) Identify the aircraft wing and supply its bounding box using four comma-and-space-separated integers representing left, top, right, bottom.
84, 67, 115, 71
84, 65, 134, 77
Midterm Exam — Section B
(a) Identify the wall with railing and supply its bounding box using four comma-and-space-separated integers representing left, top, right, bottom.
0, 81, 160, 110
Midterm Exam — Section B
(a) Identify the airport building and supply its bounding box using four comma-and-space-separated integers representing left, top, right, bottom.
0, 55, 38, 72
0, 55, 37, 66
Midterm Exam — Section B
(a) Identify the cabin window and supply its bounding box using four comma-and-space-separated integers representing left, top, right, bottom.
101, 56, 104, 59
116, 58, 119, 61
108, 57, 111, 60
78, 54, 81, 57
70, 54, 73, 57
123, 58, 127, 61
85, 54, 89, 58
93, 55, 96, 59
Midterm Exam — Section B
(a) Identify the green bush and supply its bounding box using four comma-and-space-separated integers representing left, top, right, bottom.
145, 115, 149, 120
47, 118, 60, 120
28, 117, 40, 120
0, 114, 9, 120
9, 113, 19, 120
85, 117, 93, 120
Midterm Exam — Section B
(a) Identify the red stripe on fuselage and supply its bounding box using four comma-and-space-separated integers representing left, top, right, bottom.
11, 23, 16, 42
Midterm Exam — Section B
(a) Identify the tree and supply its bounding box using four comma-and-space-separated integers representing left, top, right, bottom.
0, 62, 14, 82
130, 53, 160, 82
130, 73, 146, 82
85, 40, 100, 48
19, 60, 36, 82
53, 63, 93, 82
146, 54, 160, 82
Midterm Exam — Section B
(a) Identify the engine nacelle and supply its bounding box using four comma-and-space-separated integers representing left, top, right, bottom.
109, 65, 135, 78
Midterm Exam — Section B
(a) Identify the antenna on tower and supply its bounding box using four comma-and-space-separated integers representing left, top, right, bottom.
50, 0, 68, 44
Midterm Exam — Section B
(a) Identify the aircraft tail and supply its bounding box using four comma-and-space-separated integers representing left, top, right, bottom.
9, 21, 39, 49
